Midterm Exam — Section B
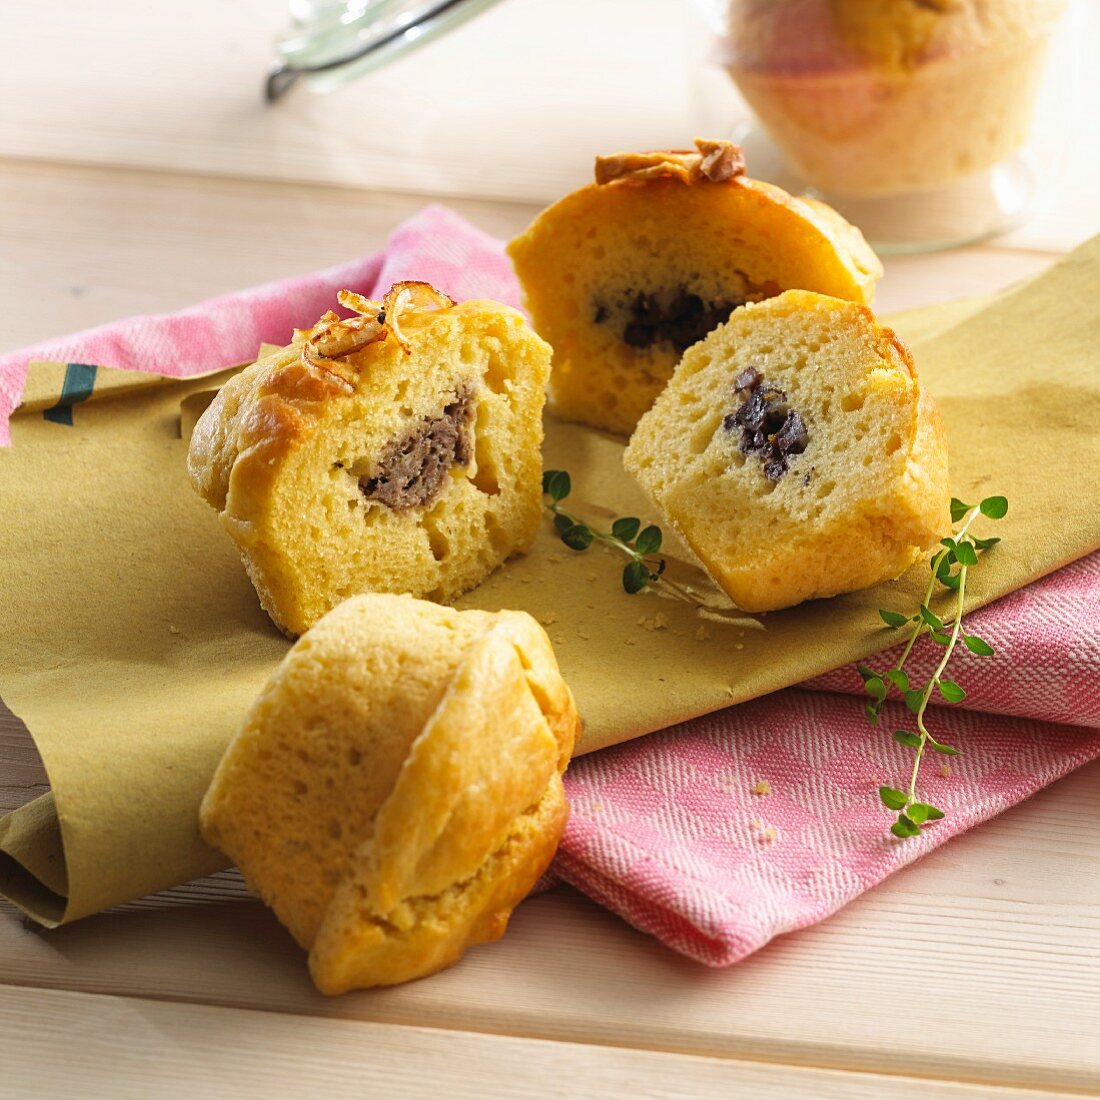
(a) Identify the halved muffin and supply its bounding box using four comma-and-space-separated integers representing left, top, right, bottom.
624, 290, 950, 612
188, 283, 551, 635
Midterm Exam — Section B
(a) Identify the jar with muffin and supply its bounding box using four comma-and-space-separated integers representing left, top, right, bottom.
710, 0, 1071, 251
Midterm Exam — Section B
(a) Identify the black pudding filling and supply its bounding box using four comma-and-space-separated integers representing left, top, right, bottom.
722, 367, 809, 482
594, 289, 745, 354
359, 386, 474, 511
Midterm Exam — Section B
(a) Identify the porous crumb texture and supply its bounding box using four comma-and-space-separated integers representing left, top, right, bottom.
624, 290, 951, 612
507, 174, 881, 436
199, 594, 579, 993
188, 297, 551, 636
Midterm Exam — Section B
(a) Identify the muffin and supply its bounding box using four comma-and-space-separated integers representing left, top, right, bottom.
188, 282, 551, 636
724, 0, 1065, 197
199, 593, 579, 994
507, 139, 881, 435
624, 290, 950, 612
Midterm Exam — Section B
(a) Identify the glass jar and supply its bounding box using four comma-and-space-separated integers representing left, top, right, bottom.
715, 0, 1069, 250
267, 0, 506, 101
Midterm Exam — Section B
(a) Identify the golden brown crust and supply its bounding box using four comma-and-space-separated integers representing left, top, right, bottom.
200, 595, 579, 993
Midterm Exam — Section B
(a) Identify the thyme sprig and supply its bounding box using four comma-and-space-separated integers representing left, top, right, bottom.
542, 469, 667, 594
859, 495, 1008, 838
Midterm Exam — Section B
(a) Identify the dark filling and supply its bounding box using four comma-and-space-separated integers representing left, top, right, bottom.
359, 387, 474, 511
595, 290, 744, 354
722, 370, 809, 482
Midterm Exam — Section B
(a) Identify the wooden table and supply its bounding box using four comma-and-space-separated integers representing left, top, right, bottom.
3, 2, 1099, 1096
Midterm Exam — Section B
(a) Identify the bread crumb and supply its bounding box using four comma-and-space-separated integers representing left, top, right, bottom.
591, 802, 603, 813
694, 624, 711, 641
735, 643, 744, 650
578, 629, 590, 640
586, 572, 598, 583
624, 636, 637, 646
939, 764, 952, 778
639, 612, 670, 632
752, 780, 772, 797
749, 818, 762, 830
542, 611, 560, 625
760, 826, 778, 844
547, 554, 563, 564
554, 635, 566, 646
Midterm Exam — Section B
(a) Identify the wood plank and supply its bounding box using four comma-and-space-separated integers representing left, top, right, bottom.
1, 0, 1095, 250
0, 983, 1087, 1100
0, 0, 719, 206
2, 753, 1098, 1093
0, 160, 539, 354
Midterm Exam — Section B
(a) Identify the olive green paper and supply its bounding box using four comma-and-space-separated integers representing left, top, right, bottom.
2, 239, 1099, 926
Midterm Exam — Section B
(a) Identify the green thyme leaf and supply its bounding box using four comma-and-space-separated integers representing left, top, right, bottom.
938, 570, 962, 592
622, 559, 650, 594
553, 513, 574, 535
928, 739, 961, 756
543, 469, 571, 502
904, 689, 925, 715
929, 631, 952, 646
560, 524, 594, 551
919, 605, 944, 630
865, 676, 888, 702
950, 498, 971, 523
611, 516, 641, 542
893, 729, 921, 748
879, 609, 910, 628
907, 803, 944, 824
972, 535, 1001, 550
979, 495, 1008, 519
885, 669, 910, 692
954, 541, 979, 566
938, 679, 966, 703
865, 700, 880, 725
879, 786, 908, 810
963, 634, 995, 656
891, 814, 921, 838
856, 663, 878, 683
635, 525, 663, 555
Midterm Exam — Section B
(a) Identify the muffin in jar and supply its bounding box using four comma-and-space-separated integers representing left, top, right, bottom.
724, 0, 1066, 198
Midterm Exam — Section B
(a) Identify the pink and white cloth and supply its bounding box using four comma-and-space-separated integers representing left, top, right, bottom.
4, 205, 1098, 966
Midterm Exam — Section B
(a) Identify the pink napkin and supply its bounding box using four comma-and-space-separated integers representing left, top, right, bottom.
556, 553, 1100, 964
4, 206, 1098, 966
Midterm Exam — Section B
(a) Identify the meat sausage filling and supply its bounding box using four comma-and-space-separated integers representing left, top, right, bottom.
360, 387, 475, 511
